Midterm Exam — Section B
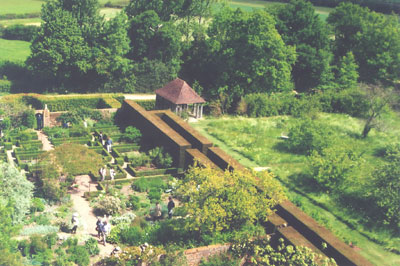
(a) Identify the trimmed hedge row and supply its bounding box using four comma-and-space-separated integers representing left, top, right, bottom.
0, 93, 124, 111
127, 165, 178, 177
135, 100, 155, 111
0, 154, 8, 163
88, 146, 113, 163
51, 137, 91, 146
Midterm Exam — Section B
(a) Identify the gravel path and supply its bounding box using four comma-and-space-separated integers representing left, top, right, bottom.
36, 132, 115, 261
69, 175, 115, 261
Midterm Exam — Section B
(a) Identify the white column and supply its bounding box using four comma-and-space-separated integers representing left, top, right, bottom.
200, 104, 203, 118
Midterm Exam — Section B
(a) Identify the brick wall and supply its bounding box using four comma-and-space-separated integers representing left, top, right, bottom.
184, 244, 231, 266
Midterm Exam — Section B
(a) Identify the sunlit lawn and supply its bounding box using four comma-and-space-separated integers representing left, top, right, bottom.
0, 38, 31, 62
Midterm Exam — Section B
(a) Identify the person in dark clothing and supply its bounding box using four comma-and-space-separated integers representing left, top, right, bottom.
167, 196, 175, 219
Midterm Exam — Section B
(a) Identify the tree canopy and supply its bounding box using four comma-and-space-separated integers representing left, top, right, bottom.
176, 165, 286, 234
188, 7, 296, 101
328, 2, 400, 85
0, 162, 34, 225
273, 0, 333, 91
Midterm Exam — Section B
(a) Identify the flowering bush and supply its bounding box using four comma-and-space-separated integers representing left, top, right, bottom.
94, 195, 123, 215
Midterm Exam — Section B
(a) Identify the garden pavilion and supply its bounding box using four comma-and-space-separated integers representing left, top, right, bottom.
155, 78, 206, 118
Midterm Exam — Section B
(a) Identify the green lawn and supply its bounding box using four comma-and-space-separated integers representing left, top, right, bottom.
0, 0, 44, 15
0, 38, 31, 62
191, 113, 400, 266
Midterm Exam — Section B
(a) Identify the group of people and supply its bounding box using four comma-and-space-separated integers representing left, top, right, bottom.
153, 197, 175, 221
96, 217, 111, 246
99, 166, 116, 181
98, 131, 113, 153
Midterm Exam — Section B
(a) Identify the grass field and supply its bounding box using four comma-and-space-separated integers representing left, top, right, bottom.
191, 113, 400, 266
0, 38, 31, 62
0, 0, 44, 15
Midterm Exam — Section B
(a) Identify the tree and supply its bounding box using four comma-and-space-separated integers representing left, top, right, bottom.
128, 10, 182, 85
328, 3, 400, 85
37, 144, 103, 201
191, 8, 295, 101
360, 84, 396, 138
176, 166, 286, 234
28, 0, 135, 92
0, 162, 34, 224
273, 0, 333, 91
336, 52, 359, 89
27, 1, 91, 90
91, 12, 136, 92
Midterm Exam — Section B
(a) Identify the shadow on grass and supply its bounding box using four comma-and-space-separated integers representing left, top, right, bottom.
276, 174, 400, 252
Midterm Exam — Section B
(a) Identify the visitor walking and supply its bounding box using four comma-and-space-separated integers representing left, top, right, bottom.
110, 167, 115, 181
99, 131, 105, 145
106, 137, 113, 153
71, 213, 79, 234
167, 196, 175, 219
153, 202, 162, 221
96, 218, 103, 238
99, 166, 107, 181
101, 220, 111, 245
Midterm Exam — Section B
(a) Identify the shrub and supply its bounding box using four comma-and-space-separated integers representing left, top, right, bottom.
284, 118, 336, 155
131, 153, 151, 168
43, 233, 57, 248
94, 196, 123, 215
307, 146, 360, 191
84, 238, 100, 256
110, 212, 136, 226
126, 195, 141, 210
132, 177, 167, 193
120, 226, 144, 246
148, 188, 162, 203
67, 245, 90, 266
148, 147, 173, 168
121, 126, 142, 143
30, 198, 45, 213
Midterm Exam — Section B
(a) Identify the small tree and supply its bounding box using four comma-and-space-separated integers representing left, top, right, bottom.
0, 162, 34, 224
176, 166, 286, 234
360, 84, 396, 138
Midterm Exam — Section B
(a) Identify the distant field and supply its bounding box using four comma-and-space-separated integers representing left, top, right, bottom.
0, 38, 31, 62
0, 17, 41, 27
0, 0, 44, 15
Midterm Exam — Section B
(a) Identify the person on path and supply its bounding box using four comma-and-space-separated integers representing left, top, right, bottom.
96, 218, 103, 238
153, 202, 162, 221
71, 213, 79, 234
167, 196, 175, 219
101, 220, 111, 246
99, 131, 105, 145
99, 166, 107, 181
110, 167, 116, 181
106, 137, 113, 153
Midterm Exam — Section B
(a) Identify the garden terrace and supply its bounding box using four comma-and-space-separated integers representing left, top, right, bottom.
120, 100, 191, 168
151, 110, 212, 154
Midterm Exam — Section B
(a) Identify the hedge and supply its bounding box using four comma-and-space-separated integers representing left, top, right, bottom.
135, 100, 155, 111
113, 144, 140, 153
127, 165, 178, 177
0, 93, 125, 111
4, 142, 12, 150
1, 24, 38, 41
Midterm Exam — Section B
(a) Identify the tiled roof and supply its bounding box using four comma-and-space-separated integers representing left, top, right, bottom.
155, 78, 206, 104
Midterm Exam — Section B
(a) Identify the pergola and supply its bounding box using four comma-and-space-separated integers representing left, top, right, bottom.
155, 78, 206, 118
